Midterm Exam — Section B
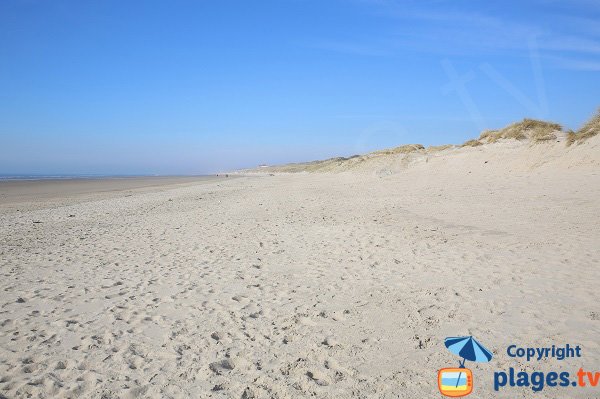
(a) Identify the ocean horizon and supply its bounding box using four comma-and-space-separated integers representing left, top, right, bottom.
0, 174, 212, 181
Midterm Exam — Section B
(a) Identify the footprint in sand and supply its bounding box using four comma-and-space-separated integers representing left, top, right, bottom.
306, 370, 330, 386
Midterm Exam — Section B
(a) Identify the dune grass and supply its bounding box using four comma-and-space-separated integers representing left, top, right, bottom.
567, 109, 600, 146
371, 144, 425, 155
479, 118, 562, 143
461, 139, 483, 147
254, 108, 598, 173
426, 144, 455, 152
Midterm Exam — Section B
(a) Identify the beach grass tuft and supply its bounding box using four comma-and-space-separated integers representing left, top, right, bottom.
479, 118, 562, 143
567, 108, 600, 146
371, 144, 425, 155
426, 144, 455, 152
462, 139, 483, 147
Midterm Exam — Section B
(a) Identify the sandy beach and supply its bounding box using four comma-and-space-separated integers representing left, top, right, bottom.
1, 138, 599, 398
0, 176, 225, 212
3, 1, 599, 397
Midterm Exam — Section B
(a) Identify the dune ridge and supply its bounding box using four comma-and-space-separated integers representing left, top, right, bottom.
244, 108, 599, 174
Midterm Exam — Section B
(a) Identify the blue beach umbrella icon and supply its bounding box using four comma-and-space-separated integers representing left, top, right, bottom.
444, 336, 493, 387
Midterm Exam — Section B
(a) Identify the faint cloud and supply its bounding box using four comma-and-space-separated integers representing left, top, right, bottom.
308, 0, 600, 63
540, 36, 600, 54
547, 56, 600, 71
559, 16, 600, 37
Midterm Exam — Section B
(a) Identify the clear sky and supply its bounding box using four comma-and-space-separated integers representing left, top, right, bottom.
1, 0, 599, 175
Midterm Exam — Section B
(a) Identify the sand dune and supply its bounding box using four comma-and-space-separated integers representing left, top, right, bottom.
245, 112, 599, 175
0, 133, 599, 398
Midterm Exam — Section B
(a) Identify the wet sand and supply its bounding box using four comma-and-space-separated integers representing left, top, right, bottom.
0, 176, 227, 211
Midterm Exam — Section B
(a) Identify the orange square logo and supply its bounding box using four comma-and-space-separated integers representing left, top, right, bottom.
438, 368, 473, 397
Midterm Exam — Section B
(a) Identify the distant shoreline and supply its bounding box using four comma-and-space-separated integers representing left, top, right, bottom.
0, 175, 228, 209
0, 174, 212, 181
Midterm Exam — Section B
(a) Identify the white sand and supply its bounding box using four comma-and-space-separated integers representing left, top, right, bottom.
1, 138, 599, 398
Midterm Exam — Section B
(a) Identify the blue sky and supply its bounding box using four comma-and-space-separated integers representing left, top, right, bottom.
1, 0, 599, 175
